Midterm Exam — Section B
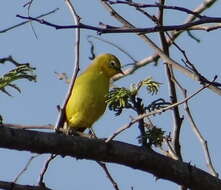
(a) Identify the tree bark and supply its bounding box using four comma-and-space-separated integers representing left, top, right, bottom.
0, 126, 220, 190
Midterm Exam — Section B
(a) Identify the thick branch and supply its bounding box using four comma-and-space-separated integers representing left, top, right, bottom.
0, 127, 220, 190
0, 181, 52, 190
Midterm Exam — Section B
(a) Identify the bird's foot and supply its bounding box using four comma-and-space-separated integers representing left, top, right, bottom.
59, 127, 95, 139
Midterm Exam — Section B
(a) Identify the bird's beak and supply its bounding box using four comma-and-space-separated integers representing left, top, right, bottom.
119, 68, 124, 75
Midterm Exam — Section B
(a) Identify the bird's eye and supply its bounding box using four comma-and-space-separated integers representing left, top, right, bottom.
110, 61, 116, 67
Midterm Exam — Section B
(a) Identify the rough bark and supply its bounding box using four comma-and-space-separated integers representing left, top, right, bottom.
0, 126, 220, 190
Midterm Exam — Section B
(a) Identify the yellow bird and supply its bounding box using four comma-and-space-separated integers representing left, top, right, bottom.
65, 53, 123, 133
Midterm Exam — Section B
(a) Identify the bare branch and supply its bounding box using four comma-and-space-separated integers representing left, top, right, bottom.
185, 0, 218, 23
137, 33, 221, 95
0, 56, 29, 66
14, 154, 39, 183
38, 154, 57, 185
0, 127, 221, 190
97, 161, 120, 190
0, 180, 53, 190
108, 1, 203, 18
169, 0, 218, 42
112, 54, 157, 81
0, 8, 59, 33
16, 14, 221, 34
54, 0, 81, 131
157, 0, 183, 163
184, 100, 218, 177
113, 0, 218, 81
87, 35, 137, 62
188, 23, 221, 32
99, 0, 221, 95
163, 137, 179, 160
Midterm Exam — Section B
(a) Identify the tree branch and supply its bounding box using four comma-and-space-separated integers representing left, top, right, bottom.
0, 127, 220, 190
108, 1, 203, 18
16, 14, 221, 34
0, 180, 53, 190
113, 0, 218, 82
0, 8, 59, 34
157, 0, 183, 162
54, 0, 81, 131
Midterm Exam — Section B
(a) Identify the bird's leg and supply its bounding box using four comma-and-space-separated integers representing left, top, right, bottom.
59, 124, 95, 139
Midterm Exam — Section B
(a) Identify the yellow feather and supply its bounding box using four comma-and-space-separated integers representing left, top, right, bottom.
65, 53, 122, 132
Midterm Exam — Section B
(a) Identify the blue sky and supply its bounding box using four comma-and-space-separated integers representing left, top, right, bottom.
1, 0, 221, 189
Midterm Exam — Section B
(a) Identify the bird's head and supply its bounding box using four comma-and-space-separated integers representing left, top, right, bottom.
93, 53, 123, 78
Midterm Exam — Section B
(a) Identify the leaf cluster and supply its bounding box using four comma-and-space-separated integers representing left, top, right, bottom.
106, 77, 162, 115
106, 77, 168, 147
138, 126, 165, 147
0, 57, 36, 96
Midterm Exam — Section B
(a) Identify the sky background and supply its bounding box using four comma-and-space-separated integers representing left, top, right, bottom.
1, 0, 221, 189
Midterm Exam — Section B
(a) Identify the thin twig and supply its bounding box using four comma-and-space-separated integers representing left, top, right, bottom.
169, 0, 217, 42
185, 100, 218, 177
88, 129, 120, 190
112, 54, 157, 81
0, 56, 29, 66
54, 72, 70, 84
26, 0, 38, 39
167, 32, 221, 87
170, 69, 218, 177
87, 35, 137, 62
108, 1, 203, 18
14, 154, 39, 183
188, 23, 221, 32
177, 86, 218, 177
163, 137, 179, 160
0, 8, 59, 33
97, 162, 120, 190
38, 154, 57, 185
54, 0, 81, 131
185, 0, 217, 23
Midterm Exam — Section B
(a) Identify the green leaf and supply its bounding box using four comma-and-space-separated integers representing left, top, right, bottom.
141, 77, 161, 95
0, 57, 36, 96
106, 77, 161, 115
106, 87, 133, 115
